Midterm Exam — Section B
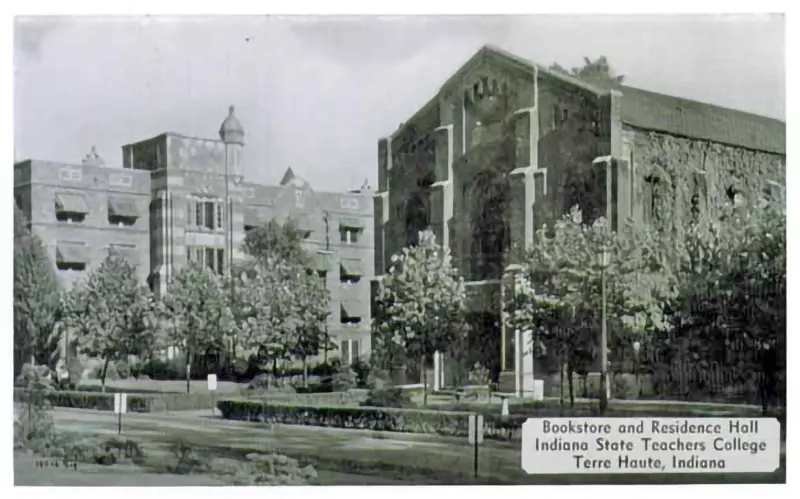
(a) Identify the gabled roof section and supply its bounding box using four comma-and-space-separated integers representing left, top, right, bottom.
393, 45, 785, 155
279, 167, 311, 189
619, 85, 785, 154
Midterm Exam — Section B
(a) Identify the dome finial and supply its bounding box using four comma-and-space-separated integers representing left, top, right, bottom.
219, 104, 245, 145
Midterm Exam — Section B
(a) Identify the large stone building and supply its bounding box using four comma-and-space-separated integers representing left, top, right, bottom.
373, 45, 785, 394
14, 106, 374, 363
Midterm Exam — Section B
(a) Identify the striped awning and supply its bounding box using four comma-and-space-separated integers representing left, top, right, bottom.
54, 193, 88, 214
340, 259, 363, 277
340, 300, 367, 320
56, 241, 88, 264
339, 217, 365, 230
108, 197, 140, 218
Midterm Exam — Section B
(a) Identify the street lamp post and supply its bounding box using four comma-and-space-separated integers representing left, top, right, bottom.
598, 246, 610, 414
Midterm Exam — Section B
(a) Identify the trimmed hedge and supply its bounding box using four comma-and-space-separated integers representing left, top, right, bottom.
13, 388, 220, 413
216, 399, 524, 441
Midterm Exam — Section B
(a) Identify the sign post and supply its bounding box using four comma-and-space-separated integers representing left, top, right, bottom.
207, 374, 218, 416
468, 414, 484, 479
113, 393, 127, 435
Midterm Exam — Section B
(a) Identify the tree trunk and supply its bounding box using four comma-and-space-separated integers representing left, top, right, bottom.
567, 361, 575, 408
559, 352, 565, 408
272, 357, 278, 377
422, 355, 428, 407
185, 351, 192, 395
101, 358, 110, 393
302, 358, 308, 388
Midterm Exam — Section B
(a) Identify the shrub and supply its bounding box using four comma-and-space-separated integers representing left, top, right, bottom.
168, 440, 212, 474
129, 360, 143, 379
91, 362, 119, 381
350, 358, 371, 388
115, 360, 131, 379
331, 369, 357, 392
142, 358, 182, 380
366, 368, 391, 390
87, 437, 145, 466
467, 362, 491, 386
362, 387, 411, 408
243, 453, 317, 485
14, 365, 60, 454
247, 373, 296, 393
66, 358, 84, 389
310, 359, 340, 377
217, 399, 523, 441
14, 388, 152, 412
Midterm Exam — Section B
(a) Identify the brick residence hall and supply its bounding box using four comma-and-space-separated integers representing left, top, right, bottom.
373, 45, 786, 396
14, 106, 374, 366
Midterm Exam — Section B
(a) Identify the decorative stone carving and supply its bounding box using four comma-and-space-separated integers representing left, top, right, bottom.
81, 145, 105, 166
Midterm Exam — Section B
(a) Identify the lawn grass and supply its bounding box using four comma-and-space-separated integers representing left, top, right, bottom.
50, 408, 785, 485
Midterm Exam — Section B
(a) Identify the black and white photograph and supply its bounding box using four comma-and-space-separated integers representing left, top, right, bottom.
9, 10, 788, 488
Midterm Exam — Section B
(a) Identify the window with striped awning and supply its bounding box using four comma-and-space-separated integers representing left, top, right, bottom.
54, 193, 89, 214
107, 197, 140, 218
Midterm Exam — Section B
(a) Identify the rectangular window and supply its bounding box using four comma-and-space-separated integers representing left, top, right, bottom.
204, 202, 215, 230
186, 198, 195, 227
195, 201, 204, 229
352, 340, 360, 362
340, 229, 348, 243
205, 248, 215, 272
216, 248, 225, 275
341, 341, 350, 364
215, 202, 224, 230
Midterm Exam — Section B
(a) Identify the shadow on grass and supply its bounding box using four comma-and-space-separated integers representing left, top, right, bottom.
137, 434, 786, 486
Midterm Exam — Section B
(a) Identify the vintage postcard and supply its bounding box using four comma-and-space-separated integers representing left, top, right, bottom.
12, 13, 786, 487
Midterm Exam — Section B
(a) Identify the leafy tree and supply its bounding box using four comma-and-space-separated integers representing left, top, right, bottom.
229, 261, 292, 377
61, 253, 163, 391
375, 230, 468, 405
14, 207, 62, 374
668, 195, 785, 404
287, 266, 330, 383
164, 263, 233, 393
505, 207, 674, 409
243, 219, 312, 267
550, 56, 625, 89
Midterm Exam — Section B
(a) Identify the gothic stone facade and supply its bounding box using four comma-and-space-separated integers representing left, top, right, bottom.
372, 45, 785, 394
14, 107, 375, 364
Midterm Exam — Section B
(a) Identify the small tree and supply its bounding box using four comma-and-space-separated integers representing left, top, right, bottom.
61, 252, 162, 392
164, 264, 233, 393
243, 219, 312, 268
375, 230, 468, 406
14, 207, 62, 373
288, 267, 330, 384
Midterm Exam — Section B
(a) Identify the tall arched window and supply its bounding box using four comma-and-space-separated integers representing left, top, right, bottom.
469, 169, 511, 280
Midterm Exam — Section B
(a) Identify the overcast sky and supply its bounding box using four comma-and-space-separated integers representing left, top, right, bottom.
14, 14, 784, 193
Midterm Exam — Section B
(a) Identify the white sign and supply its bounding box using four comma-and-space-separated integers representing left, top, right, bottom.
113, 393, 128, 414
468, 414, 485, 445
521, 418, 781, 475
207, 374, 218, 391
